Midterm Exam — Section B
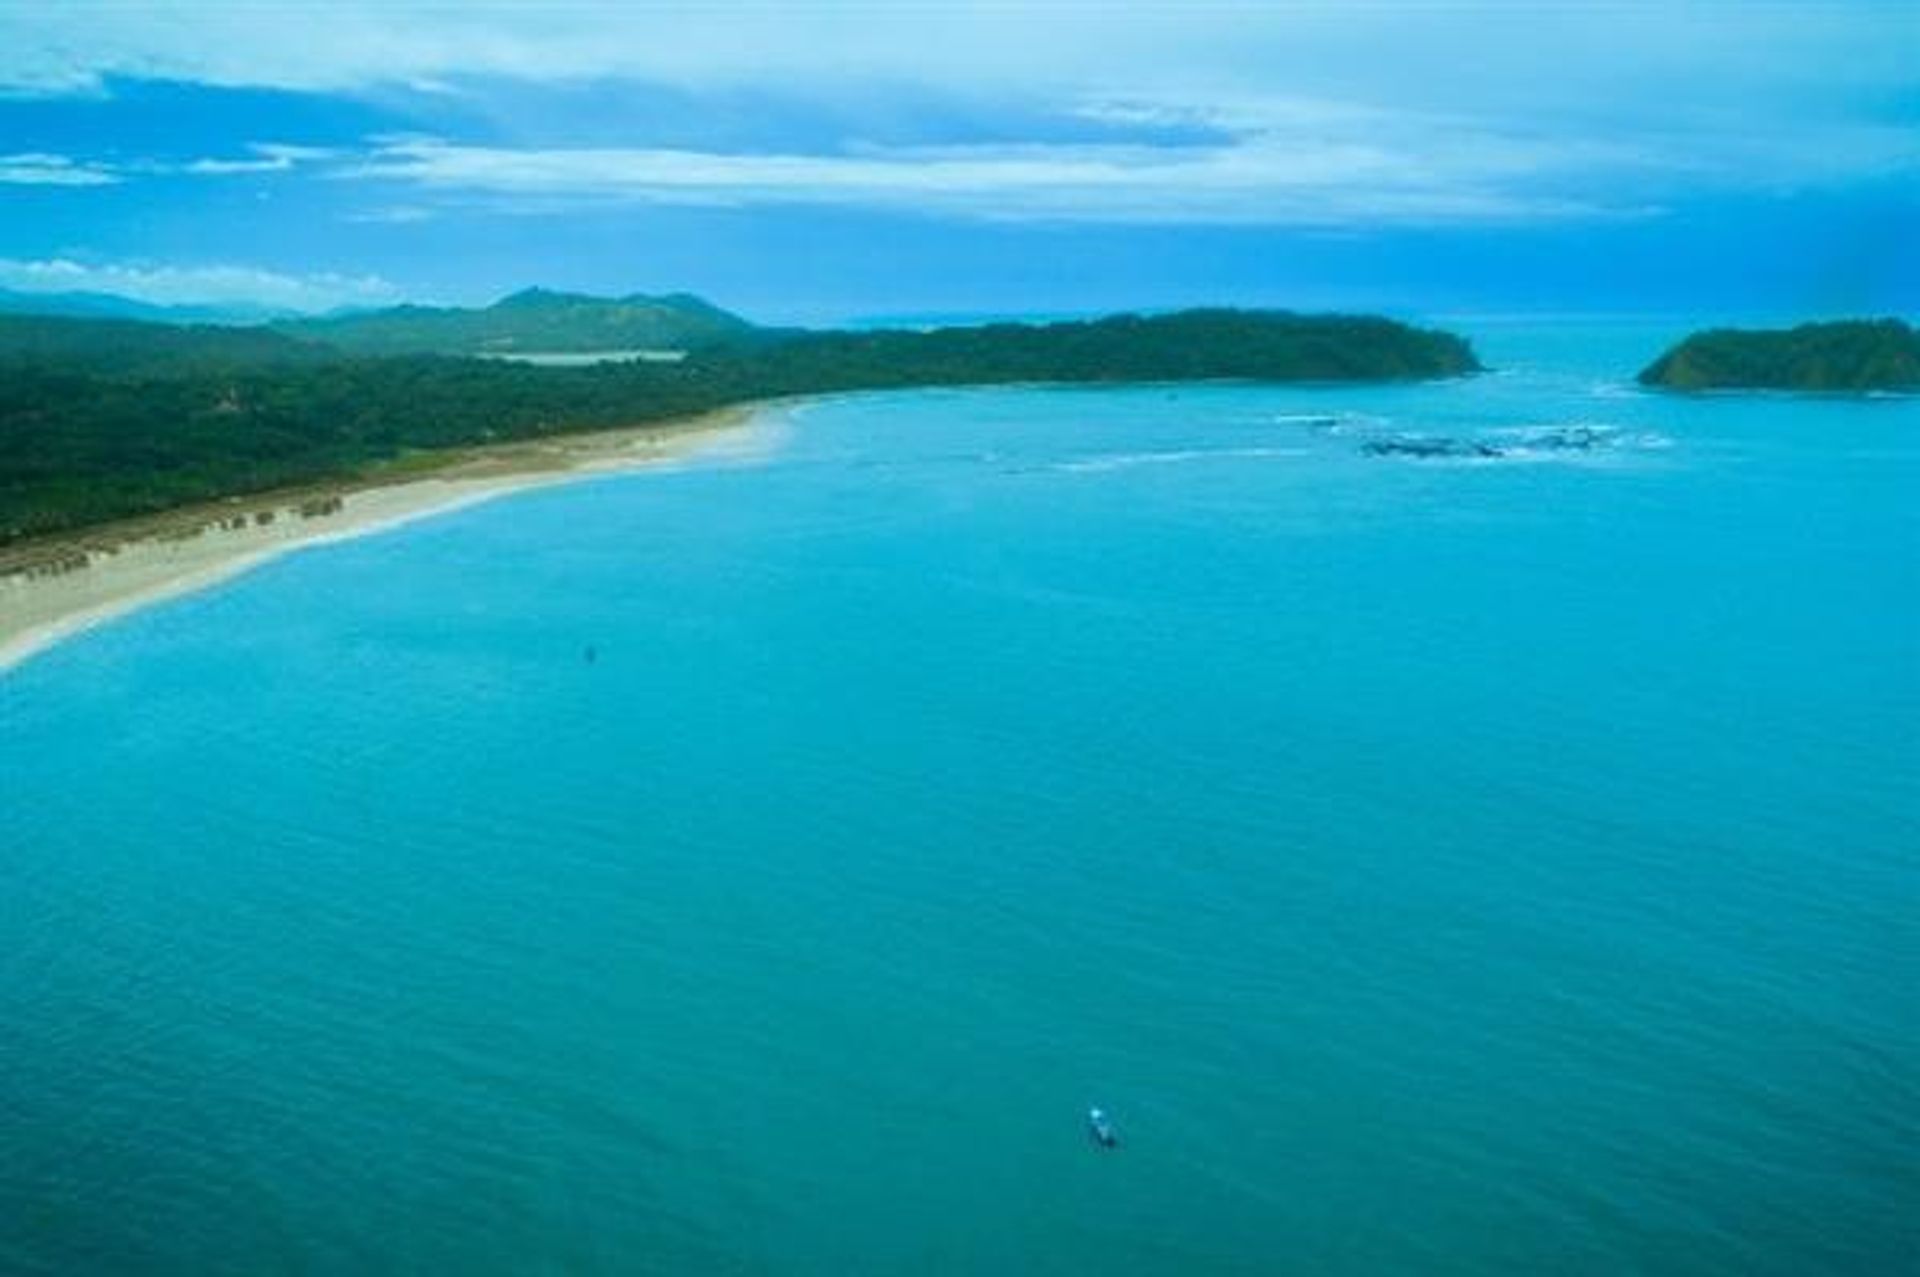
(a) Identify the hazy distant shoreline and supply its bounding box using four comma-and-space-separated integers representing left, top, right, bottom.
0, 406, 761, 674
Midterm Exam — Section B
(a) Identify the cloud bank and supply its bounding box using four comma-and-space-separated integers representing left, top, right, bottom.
0, 1, 1910, 312
0, 152, 119, 186
333, 81, 1909, 227
0, 258, 401, 311
4, 1, 1913, 114
346, 128, 1635, 227
2, 3, 1909, 231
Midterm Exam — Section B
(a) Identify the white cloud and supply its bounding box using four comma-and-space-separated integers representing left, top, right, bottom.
2, 1, 1912, 114
0, 152, 118, 185
0, 144, 337, 183
341, 77, 1913, 228
0, 257, 402, 311
344, 204, 437, 224
180, 143, 336, 176
349, 129, 1635, 226
2, 4, 1908, 227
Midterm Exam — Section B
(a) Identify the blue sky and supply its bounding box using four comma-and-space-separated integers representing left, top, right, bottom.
0, 2, 1913, 321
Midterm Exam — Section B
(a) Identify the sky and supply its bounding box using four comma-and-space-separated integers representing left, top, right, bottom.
0, 1, 1913, 322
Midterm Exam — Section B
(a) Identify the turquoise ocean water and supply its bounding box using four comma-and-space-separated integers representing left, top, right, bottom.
3, 322, 1915, 1273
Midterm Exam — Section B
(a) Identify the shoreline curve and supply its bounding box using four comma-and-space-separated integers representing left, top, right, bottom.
0, 405, 770, 675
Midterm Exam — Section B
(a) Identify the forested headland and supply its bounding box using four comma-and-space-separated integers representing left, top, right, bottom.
0, 306, 1480, 545
1638, 319, 1920, 392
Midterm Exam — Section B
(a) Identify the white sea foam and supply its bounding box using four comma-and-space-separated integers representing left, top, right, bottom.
1269, 410, 1390, 435
1589, 380, 1647, 400
1361, 421, 1675, 466
1055, 446, 1306, 473
1489, 422, 1672, 452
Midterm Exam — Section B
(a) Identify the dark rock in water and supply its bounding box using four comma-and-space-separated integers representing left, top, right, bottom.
1363, 425, 1634, 460
1361, 436, 1504, 459
1505, 425, 1610, 451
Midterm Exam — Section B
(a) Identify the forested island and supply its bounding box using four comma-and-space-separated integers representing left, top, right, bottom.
1638, 319, 1920, 392
0, 304, 1478, 544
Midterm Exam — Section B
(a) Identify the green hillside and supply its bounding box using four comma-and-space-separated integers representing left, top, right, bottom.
0, 313, 329, 375
1639, 319, 1920, 391
272, 288, 761, 355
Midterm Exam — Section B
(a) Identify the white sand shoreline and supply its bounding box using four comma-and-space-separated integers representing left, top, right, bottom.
0, 406, 770, 675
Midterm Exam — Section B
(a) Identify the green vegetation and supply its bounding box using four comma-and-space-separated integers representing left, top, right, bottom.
272, 288, 765, 355
0, 313, 328, 375
1639, 319, 1920, 392
703, 310, 1477, 389
0, 306, 1479, 545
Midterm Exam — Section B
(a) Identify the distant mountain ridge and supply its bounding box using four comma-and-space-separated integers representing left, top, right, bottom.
271, 288, 764, 355
0, 287, 296, 326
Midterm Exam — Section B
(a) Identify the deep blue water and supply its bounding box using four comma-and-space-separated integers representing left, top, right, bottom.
4, 322, 1916, 1274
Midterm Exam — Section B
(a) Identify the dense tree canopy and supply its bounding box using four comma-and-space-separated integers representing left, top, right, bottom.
1639, 319, 1920, 391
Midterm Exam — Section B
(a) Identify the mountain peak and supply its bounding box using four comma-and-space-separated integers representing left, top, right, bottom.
493, 287, 579, 309
273, 288, 761, 355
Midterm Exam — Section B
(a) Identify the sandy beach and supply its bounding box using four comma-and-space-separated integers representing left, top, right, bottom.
0, 407, 764, 673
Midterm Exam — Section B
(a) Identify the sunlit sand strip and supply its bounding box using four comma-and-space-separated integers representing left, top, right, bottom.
0, 406, 777, 674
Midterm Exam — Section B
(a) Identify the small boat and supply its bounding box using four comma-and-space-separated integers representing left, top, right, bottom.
1087, 1107, 1118, 1149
